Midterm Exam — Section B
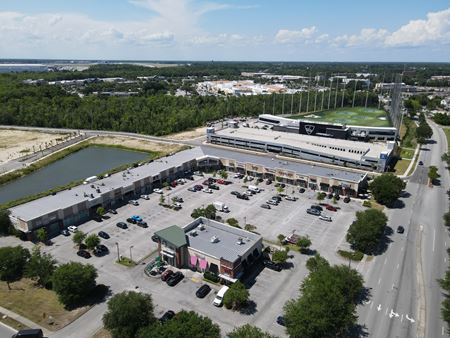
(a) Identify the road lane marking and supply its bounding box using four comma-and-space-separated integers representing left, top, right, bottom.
401, 314, 403, 322
445, 257, 447, 263
384, 257, 387, 265
433, 229, 436, 252
405, 314, 415, 323
377, 304, 382, 311
401, 246, 404, 252
378, 278, 381, 285
389, 309, 400, 319
442, 326, 445, 335
397, 263, 400, 269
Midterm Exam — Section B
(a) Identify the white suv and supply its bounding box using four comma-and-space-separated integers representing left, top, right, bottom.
68, 225, 78, 233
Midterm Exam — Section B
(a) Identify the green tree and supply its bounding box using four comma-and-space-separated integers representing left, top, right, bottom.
103, 291, 156, 338
277, 234, 286, 244
35, 228, 47, 243
305, 254, 330, 272
159, 194, 165, 204
52, 262, 97, 307
85, 234, 100, 251
317, 192, 326, 201
272, 250, 288, 264
219, 170, 228, 179
244, 224, 256, 232
442, 152, 450, 165
416, 120, 433, 142
369, 173, 405, 206
296, 236, 312, 254
204, 204, 217, 219
428, 166, 440, 184
72, 230, 86, 248
223, 281, 249, 310
25, 246, 56, 288
0, 246, 30, 289
444, 212, 450, 227
346, 209, 387, 254
228, 324, 276, 338
226, 218, 240, 228
136, 310, 221, 338
96, 206, 105, 218
0, 209, 13, 236
276, 186, 284, 194
191, 207, 205, 218
284, 259, 364, 338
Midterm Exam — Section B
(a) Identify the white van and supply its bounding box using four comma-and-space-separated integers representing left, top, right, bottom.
248, 185, 260, 193
213, 285, 229, 307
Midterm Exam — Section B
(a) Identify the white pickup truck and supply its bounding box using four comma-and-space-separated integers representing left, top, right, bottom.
213, 201, 229, 212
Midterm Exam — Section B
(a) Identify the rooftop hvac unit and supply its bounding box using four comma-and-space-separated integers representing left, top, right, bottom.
190, 230, 198, 237
236, 237, 244, 245
210, 235, 220, 243
199, 224, 205, 231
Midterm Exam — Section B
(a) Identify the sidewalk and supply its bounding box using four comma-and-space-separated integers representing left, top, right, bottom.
400, 143, 420, 178
0, 305, 50, 337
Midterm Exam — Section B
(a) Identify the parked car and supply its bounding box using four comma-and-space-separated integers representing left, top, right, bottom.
233, 173, 244, 179
276, 316, 286, 326
326, 205, 338, 212
266, 179, 272, 185
236, 193, 249, 200
153, 188, 163, 194
159, 310, 175, 323
77, 250, 91, 259
131, 215, 142, 222
128, 200, 139, 206
343, 196, 351, 203
397, 226, 405, 234
166, 271, 184, 286
272, 195, 282, 202
285, 196, 297, 201
213, 285, 229, 307
12, 329, 44, 338
230, 191, 240, 196
116, 222, 128, 229
68, 225, 78, 233
209, 184, 220, 190
177, 178, 186, 184
94, 244, 109, 256
263, 259, 282, 271
173, 196, 184, 203
108, 209, 117, 214
244, 191, 254, 196
195, 284, 211, 298
299, 188, 306, 193
223, 180, 232, 185
140, 194, 150, 200
137, 220, 148, 228
61, 229, 70, 236
171, 181, 177, 188
161, 269, 174, 281
319, 215, 332, 222
310, 205, 323, 212
267, 200, 278, 206
261, 204, 271, 209
98, 231, 110, 239
151, 234, 159, 242
307, 208, 321, 216
194, 184, 203, 191
419, 161, 423, 165
247, 176, 254, 181
202, 188, 213, 194
187, 187, 196, 192
217, 179, 225, 184
126, 218, 137, 224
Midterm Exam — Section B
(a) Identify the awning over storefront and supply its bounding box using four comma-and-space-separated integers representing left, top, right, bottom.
190, 255, 198, 266
162, 251, 174, 258
218, 273, 238, 283
199, 259, 208, 270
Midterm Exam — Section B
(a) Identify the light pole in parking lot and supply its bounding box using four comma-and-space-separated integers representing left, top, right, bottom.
115, 242, 120, 262
129, 245, 134, 262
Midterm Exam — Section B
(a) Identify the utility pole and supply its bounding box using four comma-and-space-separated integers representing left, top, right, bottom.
341, 82, 346, 108
328, 78, 333, 110
115, 242, 120, 262
290, 93, 294, 115
281, 93, 285, 115
334, 79, 339, 109
352, 80, 357, 108
321, 78, 325, 111
299, 91, 303, 114
306, 74, 311, 113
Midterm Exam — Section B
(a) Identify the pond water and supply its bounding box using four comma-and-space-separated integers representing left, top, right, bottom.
0, 146, 148, 204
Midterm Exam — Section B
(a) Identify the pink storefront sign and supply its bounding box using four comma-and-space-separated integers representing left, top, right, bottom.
190, 255, 198, 266
199, 259, 208, 270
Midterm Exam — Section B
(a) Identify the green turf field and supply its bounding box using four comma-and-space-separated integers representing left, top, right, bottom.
290, 107, 392, 127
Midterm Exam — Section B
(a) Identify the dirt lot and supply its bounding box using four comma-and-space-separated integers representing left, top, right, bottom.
164, 127, 205, 140
88, 136, 187, 155
0, 129, 68, 163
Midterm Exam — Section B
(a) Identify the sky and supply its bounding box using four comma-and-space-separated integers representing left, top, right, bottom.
0, 0, 449, 62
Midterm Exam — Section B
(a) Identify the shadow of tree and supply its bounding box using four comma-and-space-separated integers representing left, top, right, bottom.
239, 300, 257, 315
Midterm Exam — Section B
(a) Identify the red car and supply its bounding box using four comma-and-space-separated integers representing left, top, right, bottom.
161, 269, 174, 281
171, 181, 177, 187
217, 179, 225, 184
326, 205, 337, 212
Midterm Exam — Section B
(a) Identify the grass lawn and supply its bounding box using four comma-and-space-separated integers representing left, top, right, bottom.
400, 148, 414, 159
0, 279, 90, 331
393, 159, 412, 175
401, 117, 417, 148
289, 107, 391, 127
116, 257, 136, 267
443, 127, 450, 150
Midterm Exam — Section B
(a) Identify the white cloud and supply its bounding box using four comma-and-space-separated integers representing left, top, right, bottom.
385, 8, 450, 46
334, 28, 388, 47
275, 26, 317, 44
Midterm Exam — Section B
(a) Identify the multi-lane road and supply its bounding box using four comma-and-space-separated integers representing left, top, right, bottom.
358, 120, 449, 337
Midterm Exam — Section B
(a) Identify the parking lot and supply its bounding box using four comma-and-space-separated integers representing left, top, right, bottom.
41, 171, 364, 337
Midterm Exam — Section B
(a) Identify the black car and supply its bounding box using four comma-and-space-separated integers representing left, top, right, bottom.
194, 185, 203, 191
397, 226, 405, 234
209, 184, 220, 190
299, 188, 306, 193
151, 234, 159, 242
306, 208, 321, 216
126, 217, 137, 224
230, 191, 240, 196
237, 193, 249, 200
108, 209, 118, 214
266, 179, 272, 185
261, 204, 271, 209
343, 196, 351, 203
98, 231, 110, 239
117, 222, 128, 229
276, 316, 286, 326
159, 310, 175, 323
94, 244, 109, 256
195, 284, 211, 298
77, 250, 91, 259
272, 195, 282, 202
12, 329, 44, 338
263, 259, 282, 272
310, 205, 323, 212
166, 271, 184, 286
418, 160, 423, 165
137, 220, 148, 228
